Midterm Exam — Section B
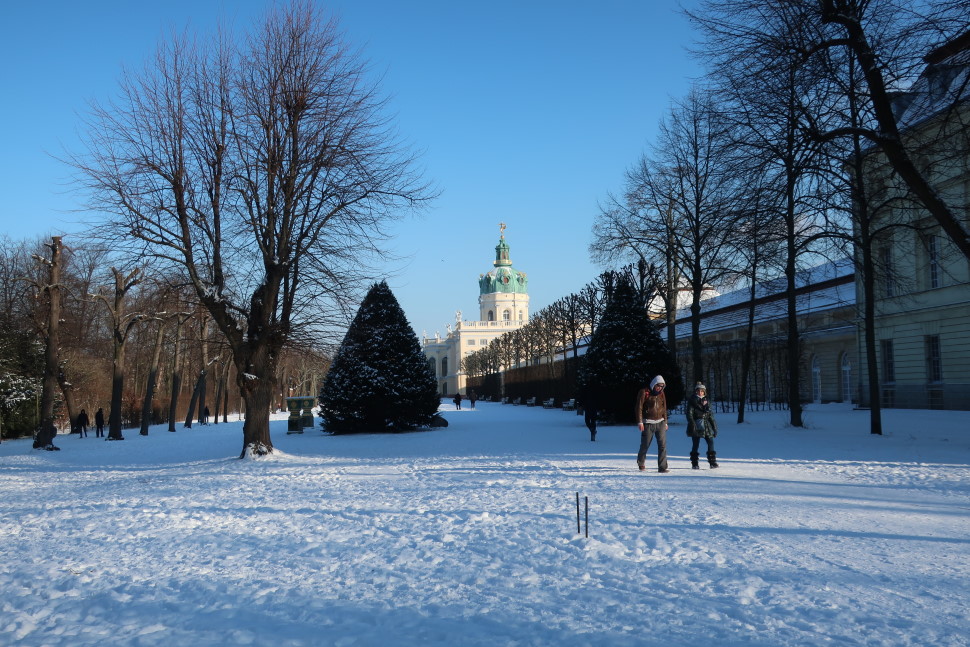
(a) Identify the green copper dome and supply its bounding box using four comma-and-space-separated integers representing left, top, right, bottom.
479, 236, 528, 295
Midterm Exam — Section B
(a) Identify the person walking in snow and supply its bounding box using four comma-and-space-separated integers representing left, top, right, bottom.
686, 382, 718, 469
76, 409, 90, 438
94, 407, 105, 438
584, 392, 598, 442
469, 389, 477, 409
453, 392, 462, 410
634, 375, 669, 473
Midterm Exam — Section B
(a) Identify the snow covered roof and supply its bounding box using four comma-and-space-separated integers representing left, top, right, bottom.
674, 258, 855, 339
892, 31, 970, 129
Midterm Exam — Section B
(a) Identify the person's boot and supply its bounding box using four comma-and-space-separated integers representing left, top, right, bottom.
707, 451, 719, 468
690, 452, 700, 470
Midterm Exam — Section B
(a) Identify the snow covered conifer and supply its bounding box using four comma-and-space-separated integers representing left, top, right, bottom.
319, 281, 439, 433
577, 276, 683, 423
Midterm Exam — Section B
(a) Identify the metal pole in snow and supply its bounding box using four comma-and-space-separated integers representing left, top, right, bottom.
576, 492, 580, 534
585, 496, 589, 538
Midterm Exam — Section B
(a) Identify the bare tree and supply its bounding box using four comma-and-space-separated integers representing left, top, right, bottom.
26, 237, 65, 448
72, 2, 433, 456
93, 267, 144, 440
594, 88, 742, 382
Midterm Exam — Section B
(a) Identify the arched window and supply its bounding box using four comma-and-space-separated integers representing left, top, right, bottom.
518, 310, 524, 321
487, 310, 494, 321
503, 309, 511, 321
811, 356, 822, 403
841, 353, 853, 403
428, 358, 436, 377
441, 357, 448, 376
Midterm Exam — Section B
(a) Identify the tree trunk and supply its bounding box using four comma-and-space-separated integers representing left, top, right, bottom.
737, 271, 758, 424
198, 318, 209, 424
785, 241, 803, 427
57, 367, 78, 435
184, 371, 203, 429
236, 344, 277, 457
690, 286, 703, 383
108, 340, 126, 440
860, 234, 883, 435
37, 236, 63, 447
167, 317, 187, 432
140, 321, 166, 435
213, 363, 224, 425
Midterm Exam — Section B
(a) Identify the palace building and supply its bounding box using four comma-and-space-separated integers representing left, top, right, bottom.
422, 224, 530, 395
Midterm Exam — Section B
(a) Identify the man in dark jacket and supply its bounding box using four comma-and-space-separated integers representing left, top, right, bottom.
76, 409, 90, 438
634, 375, 668, 473
94, 408, 106, 438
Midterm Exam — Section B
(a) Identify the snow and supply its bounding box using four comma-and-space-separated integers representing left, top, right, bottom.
1, 403, 968, 646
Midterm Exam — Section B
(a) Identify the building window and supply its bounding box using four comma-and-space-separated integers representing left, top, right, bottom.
925, 335, 942, 383
881, 246, 896, 297
441, 357, 448, 376
487, 310, 494, 321
927, 234, 940, 289
467, 339, 476, 346
841, 354, 852, 403
518, 310, 524, 321
881, 340, 895, 383
503, 309, 511, 321
428, 358, 436, 377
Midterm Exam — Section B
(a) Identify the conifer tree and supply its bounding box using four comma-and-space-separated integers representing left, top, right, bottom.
578, 276, 684, 423
319, 281, 439, 433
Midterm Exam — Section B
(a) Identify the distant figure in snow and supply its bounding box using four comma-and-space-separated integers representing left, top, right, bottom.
686, 382, 718, 469
94, 408, 105, 438
76, 409, 90, 438
634, 375, 668, 473
33, 423, 59, 451
202, 406, 210, 425
469, 390, 477, 409
453, 392, 462, 410
583, 393, 598, 442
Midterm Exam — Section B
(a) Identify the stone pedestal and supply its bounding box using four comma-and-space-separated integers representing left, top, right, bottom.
300, 397, 316, 429
285, 397, 304, 434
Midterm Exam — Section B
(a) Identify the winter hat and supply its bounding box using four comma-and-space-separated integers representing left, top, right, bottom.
650, 375, 666, 389
695, 382, 707, 392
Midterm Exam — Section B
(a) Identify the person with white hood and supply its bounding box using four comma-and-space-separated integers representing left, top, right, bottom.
634, 375, 669, 473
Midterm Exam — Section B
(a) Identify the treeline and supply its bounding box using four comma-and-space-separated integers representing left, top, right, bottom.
0, 234, 329, 440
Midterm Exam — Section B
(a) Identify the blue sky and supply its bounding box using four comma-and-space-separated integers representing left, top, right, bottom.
0, 0, 702, 339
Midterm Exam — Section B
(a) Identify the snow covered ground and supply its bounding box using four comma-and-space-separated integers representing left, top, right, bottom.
1, 402, 968, 646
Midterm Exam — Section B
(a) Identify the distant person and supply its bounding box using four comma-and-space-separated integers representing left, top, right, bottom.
469, 390, 477, 409
686, 382, 718, 469
76, 409, 90, 438
634, 375, 668, 473
583, 393, 598, 442
453, 392, 462, 410
202, 406, 210, 425
33, 423, 60, 451
94, 408, 105, 438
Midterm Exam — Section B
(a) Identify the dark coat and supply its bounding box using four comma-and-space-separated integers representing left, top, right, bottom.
686, 394, 718, 439
77, 411, 90, 427
95, 409, 105, 427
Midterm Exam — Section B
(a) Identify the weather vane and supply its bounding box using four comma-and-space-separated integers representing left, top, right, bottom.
499, 221, 506, 237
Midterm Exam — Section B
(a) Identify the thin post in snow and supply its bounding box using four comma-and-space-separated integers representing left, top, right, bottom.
575, 492, 580, 534
585, 496, 589, 538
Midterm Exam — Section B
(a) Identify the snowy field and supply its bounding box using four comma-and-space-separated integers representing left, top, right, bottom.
1, 402, 968, 647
